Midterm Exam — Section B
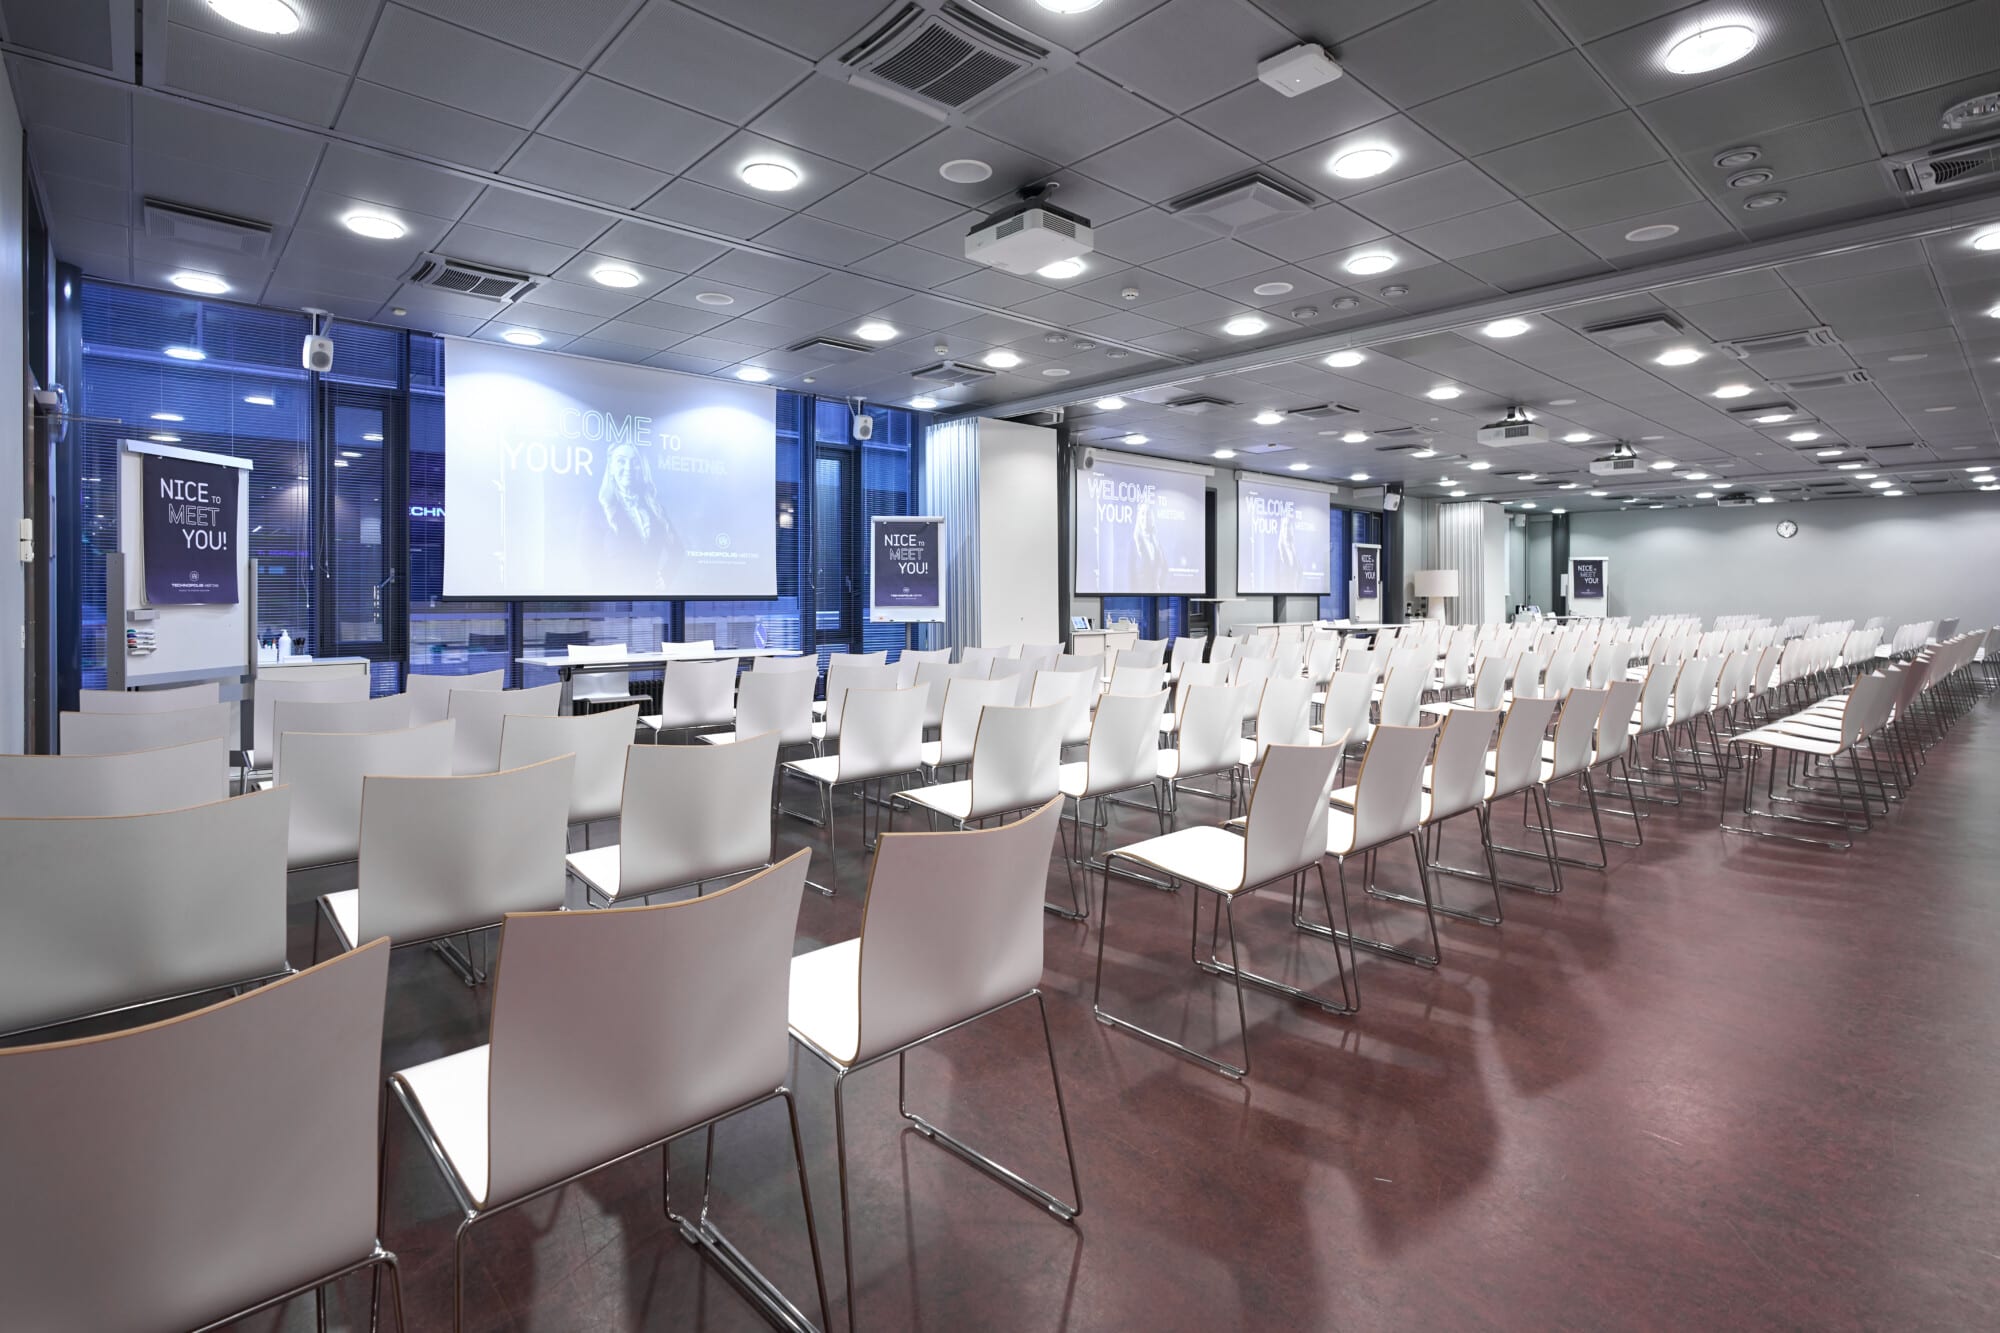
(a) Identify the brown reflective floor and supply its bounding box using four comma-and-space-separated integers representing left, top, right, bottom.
253, 692, 2000, 1331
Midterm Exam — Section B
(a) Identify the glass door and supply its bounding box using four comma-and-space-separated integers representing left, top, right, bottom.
318, 387, 405, 692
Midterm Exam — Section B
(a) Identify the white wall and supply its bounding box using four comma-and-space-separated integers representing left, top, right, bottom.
976, 418, 1059, 648
0, 64, 24, 752
1568, 493, 2000, 629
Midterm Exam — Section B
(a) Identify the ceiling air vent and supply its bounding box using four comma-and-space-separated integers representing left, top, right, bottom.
1237, 442, 1294, 454
1165, 173, 1314, 237
406, 254, 538, 303
1370, 425, 1423, 438
1284, 403, 1359, 419
1727, 402, 1801, 420
142, 199, 273, 256
1583, 315, 1682, 345
1165, 394, 1234, 414
910, 360, 996, 386
1717, 327, 1841, 358
1887, 137, 2000, 194
785, 336, 873, 364
831, 1, 1051, 118
1769, 370, 1871, 392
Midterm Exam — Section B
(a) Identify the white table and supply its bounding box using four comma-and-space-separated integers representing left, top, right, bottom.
517, 647, 805, 714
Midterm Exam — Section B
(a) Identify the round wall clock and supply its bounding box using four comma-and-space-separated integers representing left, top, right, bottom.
1776, 519, 1798, 539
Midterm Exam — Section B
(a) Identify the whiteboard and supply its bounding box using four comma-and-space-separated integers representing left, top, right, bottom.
115, 440, 253, 688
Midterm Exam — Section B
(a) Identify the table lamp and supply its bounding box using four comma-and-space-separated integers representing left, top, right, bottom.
1414, 569, 1458, 622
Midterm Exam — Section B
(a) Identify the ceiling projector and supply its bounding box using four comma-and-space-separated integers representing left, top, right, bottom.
1476, 406, 1548, 447
1589, 442, 1643, 477
966, 184, 1093, 275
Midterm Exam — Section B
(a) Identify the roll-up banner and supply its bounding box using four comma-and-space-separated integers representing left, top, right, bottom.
142, 451, 241, 604
1354, 544, 1381, 601
1567, 556, 1608, 617
870, 515, 946, 623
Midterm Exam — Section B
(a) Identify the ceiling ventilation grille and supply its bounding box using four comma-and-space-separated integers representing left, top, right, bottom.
1284, 402, 1358, 419
910, 360, 996, 386
1165, 394, 1235, 413
1769, 369, 1871, 391
1165, 173, 1315, 237
406, 254, 537, 302
141, 199, 273, 256
834, 2, 1050, 117
785, 336, 873, 363
1718, 327, 1841, 357
1582, 315, 1683, 344
1888, 137, 2000, 194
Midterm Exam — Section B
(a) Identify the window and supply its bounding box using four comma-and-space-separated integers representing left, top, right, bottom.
1320, 508, 1386, 620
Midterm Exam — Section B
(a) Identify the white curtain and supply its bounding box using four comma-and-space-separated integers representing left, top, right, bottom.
919, 418, 980, 651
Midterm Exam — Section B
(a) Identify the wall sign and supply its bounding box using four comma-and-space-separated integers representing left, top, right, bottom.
869, 515, 947, 623
1354, 543, 1381, 601
1571, 557, 1606, 601
142, 452, 240, 604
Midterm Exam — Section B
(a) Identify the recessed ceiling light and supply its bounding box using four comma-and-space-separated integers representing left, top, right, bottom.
1562, 431, 1592, 443
1663, 22, 1759, 74
1924, 405, 1957, 413
1467, 460, 1491, 471
1035, 0, 1103, 11
1558, 482, 1579, 490
739, 160, 800, 192
694, 292, 735, 306
1752, 411, 1794, 424
168, 270, 230, 295
333, 459, 349, 468
1288, 462, 1311, 472
1868, 480, 1893, 489
1682, 471, 1711, 481
1755, 495, 1775, 504
1041, 368, 1071, 377
590, 264, 642, 289
1482, 317, 1532, 338
1641, 435, 1665, 442
1743, 192, 1787, 210
150, 411, 184, 422
1553, 507, 1568, 514
341, 212, 405, 240
1711, 384, 1753, 398
1324, 350, 1365, 368
1222, 315, 1268, 336
982, 350, 1021, 368
909, 395, 939, 410
1694, 491, 1715, 499
244, 394, 275, 406
1883, 489, 1904, 496
1988, 303, 2000, 319
1253, 410, 1284, 426
1716, 147, 1761, 168
1426, 386, 1462, 400
1728, 169, 1775, 189
1341, 430, 1369, 444
1212, 449, 1237, 459
1329, 146, 1397, 180
854, 321, 898, 342
148, 433, 181, 443
1094, 397, 1125, 410
1650, 460, 1676, 470
1410, 448, 1437, 459
1972, 227, 2000, 252
1983, 485, 2000, 492
1343, 252, 1397, 276
938, 158, 993, 184
164, 346, 205, 361
1549, 398, 1577, 407
735, 366, 773, 382
500, 329, 544, 346
1886, 353, 1929, 362
1122, 434, 1148, 445
1654, 347, 1703, 366
1518, 501, 1537, 509
1814, 447, 1844, 457
1849, 469, 1874, 477
1625, 223, 1681, 243
206, 0, 300, 35
1589, 490, 1609, 497
1786, 430, 1822, 442
1450, 490, 1468, 498
1350, 471, 1370, 481
1252, 281, 1294, 296
1037, 257, 1086, 280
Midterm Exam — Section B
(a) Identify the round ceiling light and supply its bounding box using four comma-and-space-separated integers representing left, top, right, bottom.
1650, 460, 1677, 470
1342, 431, 1369, 444
168, 270, 230, 295
1624, 223, 1681, 243
910, 396, 939, 410
1212, 449, 1237, 459
1728, 169, 1775, 189
1253, 410, 1284, 425
1788, 430, 1821, 442
1323, 350, 1365, 368
1329, 146, 1397, 180
1756, 495, 1775, 504
1467, 460, 1491, 471
1034, 0, 1103, 12
1941, 91, 2000, 132
1711, 383, 1754, 399
1694, 491, 1715, 500
206, 0, 300, 35
500, 329, 544, 346
1094, 397, 1125, 410
1663, 23, 1759, 75
1288, 462, 1312, 472
1350, 471, 1370, 481
735, 366, 772, 382
1563, 432, 1593, 443
151, 412, 184, 422
1041, 368, 1071, 377
1482, 317, 1532, 338
694, 292, 735, 306
1036, 257, 1086, 280
1815, 448, 1844, 457
854, 321, 898, 342
1752, 411, 1794, 424
1410, 448, 1437, 459
1425, 385, 1462, 401
591, 265, 642, 289
1838, 464, 1865, 472
1654, 346, 1704, 366
1343, 252, 1397, 276
1252, 281, 1295, 296
1222, 315, 1268, 336
1122, 434, 1148, 445
1743, 191, 1788, 210
1972, 227, 2000, 252
982, 349, 1022, 369
1714, 147, 1761, 168
938, 158, 993, 184
342, 212, 405, 240
739, 160, 800, 192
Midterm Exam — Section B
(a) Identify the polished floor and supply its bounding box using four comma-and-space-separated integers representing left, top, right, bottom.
250, 693, 2000, 1332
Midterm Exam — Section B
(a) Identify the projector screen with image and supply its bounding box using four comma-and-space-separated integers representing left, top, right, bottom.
1074, 454, 1206, 595
443, 338, 777, 598
1236, 476, 1331, 595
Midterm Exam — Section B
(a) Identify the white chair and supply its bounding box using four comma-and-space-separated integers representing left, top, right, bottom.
701, 665, 816, 754
1125, 637, 1169, 666
1376, 663, 1426, 729
271, 692, 413, 748
913, 660, 965, 733
565, 642, 645, 713
1410, 708, 1504, 926
1474, 695, 1566, 896
1017, 644, 1062, 674
317, 756, 574, 986
0, 786, 292, 1040
1094, 742, 1350, 1079
815, 660, 901, 747
658, 637, 717, 659
643, 656, 739, 740
1519, 687, 1614, 872
987, 655, 1038, 704
1239, 675, 1315, 771
389, 854, 826, 1333
1317, 672, 1375, 779
272, 722, 455, 869
567, 730, 782, 908
787, 801, 1076, 1332
783, 687, 925, 897
1157, 683, 1251, 823
0, 738, 229, 816
251, 673, 370, 767
892, 701, 1068, 830
498, 704, 642, 841
957, 645, 999, 676
1107, 661, 1166, 696
1050, 688, 1170, 919
1165, 636, 1203, 683
754, 652, 818, 673
447, 682, 562, 775
60, 700, 235, 755
1308, 723, 1440, 969
77, 681, 221, 712
408, 668, 503, 727
922, 675, 1019, 776
0, 941, 404, 1333
1722, 670, 1895, 850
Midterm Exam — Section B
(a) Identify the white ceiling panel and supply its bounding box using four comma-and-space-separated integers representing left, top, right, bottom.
1071, 121, 1258, 205
591, 1, 811, 123
167, 0, 384, 74
1182, 71, 1392, 163
637, 178, 792, 241
357, 5, 575, 130
748, 74, 945, 172
1336, 0, 1569, 107
1081, 0, 1294, 115
159, 21, 348, 127
502, 136, 667, 208
335, 82, 529, 171
973, 66, 1171, 164
539, 76, 732, 175
397, 0, 642, 68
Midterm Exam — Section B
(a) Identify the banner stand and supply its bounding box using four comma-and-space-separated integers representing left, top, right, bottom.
1352, 542, 1383, 623
869, 515, 947, 624
1566, 556, 1609, 619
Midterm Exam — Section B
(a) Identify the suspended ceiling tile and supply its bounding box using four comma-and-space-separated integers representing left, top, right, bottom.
691, 250, 831, 298
1266, 114, 1463, 202
1070, 121, 1258, 206
159, 20, 348, 127
974, 0, 1173, 48
876, 127, 1058, 207
752, 214, 888, 267
336, 82, 529, 172
1182, 72, 1392, 164
1641, 47, 1863, 155
846, 243, 980, 291
590, 0, 808, 123
167, 0, 383, 74
1335, 0, 1569, 107
804, 177, 966, 242
1088, 207, 1219, 266
678, 130, 864, 211
1409, 51, 1622, 158
1532, 160, 1705, 230
673, 0, 890, 62
460, 188, 612, 248
1402, 200, 1559, 261
1476, 112, 1671, 197
1234, 202, 1388, 265
972, 66, 1170, 164
539, 76, 732, 176
1082, 0, 1294, 114
512, 278, 646, 319
435, 221, 582, 275
396, 0, 640, 68
1343, 161, 1514, 233
748, 74, 946, 172
637, 179, 793, 241
1587, 1, 1839, 108
356, 5, 574, 130
1846, 0, 2000, 102
501, 136, 667, 209
1452, 234, 1614, 292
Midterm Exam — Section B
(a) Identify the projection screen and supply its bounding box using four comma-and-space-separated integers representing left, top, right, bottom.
1236, 476, 1331, 595
1074, 453, 1206, 596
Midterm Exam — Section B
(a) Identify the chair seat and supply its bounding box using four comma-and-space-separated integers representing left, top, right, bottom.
896, 779, 973, 821
1109, 824, 1250, 895
1735, 728, 1843, 755
565, 844, 622, 901
641, 712, 732, 732
1057, 760, 1092, 799
575, 691, 644, 707
784, 754, 841, 785
918, 740, 972, 769
321, 888, 359, 952
697, 728, 740, 745
788, 939, 861, 1068
391, 1045, 492, 1207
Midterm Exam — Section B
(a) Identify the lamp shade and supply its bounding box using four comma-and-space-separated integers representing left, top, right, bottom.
1414, 569, 1459, 597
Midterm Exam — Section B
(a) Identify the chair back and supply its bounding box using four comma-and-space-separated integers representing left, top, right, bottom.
658, 639, 717, 659
1377, 663, 1426, 729
1173, 684, 1249, 778
60, 701, 235, 756
1635, 663, 1674, 737
0, 787, 291, 1036
983, 656, 1036, 704
965, 703, 1068, 819
933, 676, 1018, 767
565, 643, 633, 702
834, 687, 925, 783
1016, 645, 1061, 674
1305, 632, 1341, 686
1427, 708, 1501, 824
731, 667, 816, 746
1470, 654, 1508, 709
1247, 676, 1315, 764
1548, 688, 1607, 779
252, 673, 370, 760
1339, 725, 1434, 854
0, 738, 230, 816
618, 731, 780, 895
1230, 654, 1274, 690
957, 645, 998, 675
1511, 648, 1545, 698
279, 722, 455, 868
77, 681, 221, 712
481, 854, 807, 1208
407, 668, 503, 726
1030, 668, 1095, 746
846, 800, 1063, 1064
498, 705, 639, 825
1595, 679, 1642, 755
0, 941, 390, 1333
355, 756, 573, 945
1107, 662, 1165, 696
1240, 743, 1342, 886
1318, 672, 1373, 748
448, 682, 563, 774
1491, 696, 1560, 797
1124, 638, 1169, 666
1209, 636, 1238, 663
1080, 689, 1167, 796
655, 657, 738, 730
754, 653, 817, 674
821, 661, 900, 744
271, 694, 413, 766
1167, 637, 1203, 677
915, 661, 963, 730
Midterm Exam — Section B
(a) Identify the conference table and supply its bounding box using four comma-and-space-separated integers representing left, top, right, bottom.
516, 646, 805, 713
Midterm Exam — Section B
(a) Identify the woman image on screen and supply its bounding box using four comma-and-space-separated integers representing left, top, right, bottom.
1130, 495, 1165, 592
1275, 507, 1299, 589
596, 440, 685, 590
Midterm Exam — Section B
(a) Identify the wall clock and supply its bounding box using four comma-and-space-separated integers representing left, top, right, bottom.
1776, 519, 1798, 539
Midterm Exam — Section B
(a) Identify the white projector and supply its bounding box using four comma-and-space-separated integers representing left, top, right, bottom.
1589, 454, 1643, 478
1476, 409, 1548, 447
966, 192, 1093, 275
